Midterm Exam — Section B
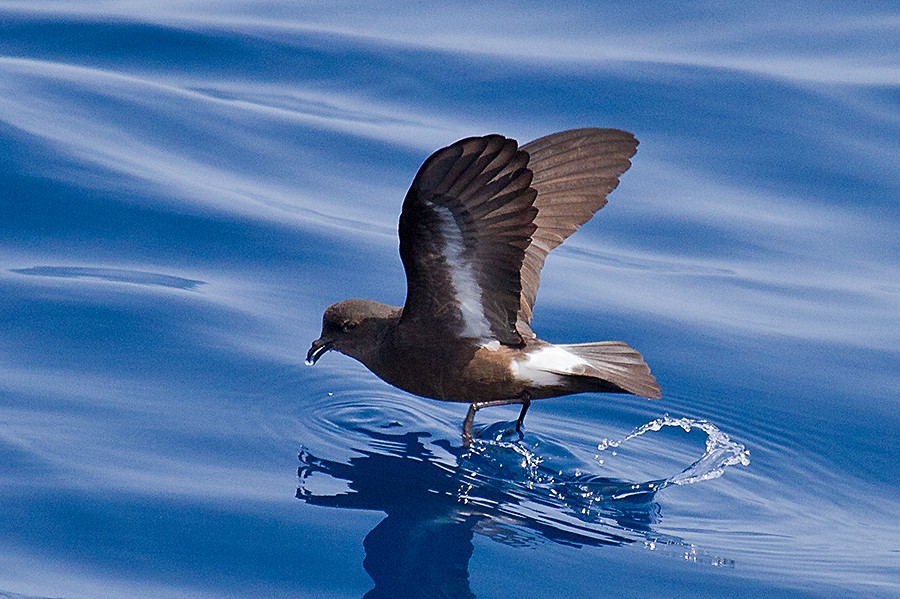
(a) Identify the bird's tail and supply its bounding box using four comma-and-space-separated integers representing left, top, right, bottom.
559, 341, 661, 399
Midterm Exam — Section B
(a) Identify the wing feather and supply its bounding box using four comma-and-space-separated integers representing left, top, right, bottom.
397, 129, 638, 343
516, 128, 638, 336
399, 135, 537, 344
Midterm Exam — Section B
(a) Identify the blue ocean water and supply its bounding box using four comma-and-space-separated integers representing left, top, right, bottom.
1, 2, 898, 598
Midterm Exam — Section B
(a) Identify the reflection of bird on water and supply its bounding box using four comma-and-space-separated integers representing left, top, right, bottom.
307, 129, 660, 446
297, 427, 666, 599
300, 430, 479, 599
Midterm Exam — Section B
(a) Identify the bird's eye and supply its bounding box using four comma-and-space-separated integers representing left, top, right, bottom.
342, 322, 357, 332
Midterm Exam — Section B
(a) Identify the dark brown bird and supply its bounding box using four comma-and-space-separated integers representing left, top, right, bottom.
307, 128, 660, 446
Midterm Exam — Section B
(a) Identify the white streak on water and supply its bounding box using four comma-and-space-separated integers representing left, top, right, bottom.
0, 57, 466, 233
534, 154, 900, 352
2, 3, 897, 86
0, 56, 471, 151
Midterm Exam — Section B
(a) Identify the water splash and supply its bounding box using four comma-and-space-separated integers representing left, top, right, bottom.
297, 406, 750, 571
297, 412, 734, 566
596, 415, 751, 487
450, 414, 750, 542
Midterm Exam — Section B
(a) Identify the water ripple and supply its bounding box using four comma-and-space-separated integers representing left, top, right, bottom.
10, 265, 205, 290
297, 395, 749, 565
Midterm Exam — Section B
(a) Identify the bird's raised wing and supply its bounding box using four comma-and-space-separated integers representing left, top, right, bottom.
516, 128, 638, 337
398, 135, 537, 345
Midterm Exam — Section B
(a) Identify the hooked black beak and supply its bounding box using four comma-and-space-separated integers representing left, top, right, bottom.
306, 338, 332, 365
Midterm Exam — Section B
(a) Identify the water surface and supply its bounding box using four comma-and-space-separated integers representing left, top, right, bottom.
1, 2, 898, 598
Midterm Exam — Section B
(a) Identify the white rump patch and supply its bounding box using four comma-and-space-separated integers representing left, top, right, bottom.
430, 203, 493, 340
510, 345, 591, 386
482, 340, 501, 351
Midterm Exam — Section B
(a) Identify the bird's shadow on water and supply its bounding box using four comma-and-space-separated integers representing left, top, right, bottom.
297, 423, 727, 599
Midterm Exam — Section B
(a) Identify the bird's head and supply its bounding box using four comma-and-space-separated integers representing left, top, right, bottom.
306, 299, 399, 365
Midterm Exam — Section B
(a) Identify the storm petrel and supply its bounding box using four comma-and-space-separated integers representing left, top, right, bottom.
307, 128, 660, 446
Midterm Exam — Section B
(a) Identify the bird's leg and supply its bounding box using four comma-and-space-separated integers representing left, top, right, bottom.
462, 396, 532, 447
462, 403, 478, 448
515, 394, 531, 432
